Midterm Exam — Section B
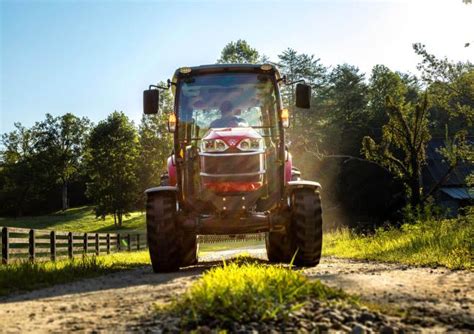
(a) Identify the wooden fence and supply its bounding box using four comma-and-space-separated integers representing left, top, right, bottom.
0, 226, 266, 265
1, 226, 147, 265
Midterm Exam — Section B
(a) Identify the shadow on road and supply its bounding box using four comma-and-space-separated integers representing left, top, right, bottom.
0, 252, 272, 305
0, 259, 226, 304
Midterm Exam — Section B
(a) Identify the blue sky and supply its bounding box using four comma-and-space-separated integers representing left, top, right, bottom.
1, 0, 473, 134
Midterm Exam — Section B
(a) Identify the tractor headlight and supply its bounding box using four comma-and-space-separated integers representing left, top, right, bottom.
201, 139, 229, 152
237, 138, 263, 151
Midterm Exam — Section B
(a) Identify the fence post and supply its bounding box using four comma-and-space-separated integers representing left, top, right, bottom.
106, 233, 110, 254
117, 233, 121, 251
50, 231, 56, 262
29, 229, 35, 262
83, 233, 88, 254
95, 233, 99, 256
127, 234, 131, 252
136, 234, 140, 250
68, 232, 73, 259
2, 227, 9, 265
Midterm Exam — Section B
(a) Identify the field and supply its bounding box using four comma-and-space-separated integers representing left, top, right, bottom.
323, 214, 474, 270
0, 206, 146, 233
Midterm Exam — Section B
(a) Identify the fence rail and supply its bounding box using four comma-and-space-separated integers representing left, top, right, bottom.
1, 226, 266, 265
1, 226, 147, 265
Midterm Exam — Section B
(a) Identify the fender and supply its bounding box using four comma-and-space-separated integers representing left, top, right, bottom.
285, 180, 322, 195
145, 186, 178, 195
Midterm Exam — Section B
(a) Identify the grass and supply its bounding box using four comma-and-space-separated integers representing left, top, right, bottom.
0, 251, 150, 296
159, 256, 350, 329
0, 240, 265, 297
0, 206, 146, 233
323, 213, 474, 270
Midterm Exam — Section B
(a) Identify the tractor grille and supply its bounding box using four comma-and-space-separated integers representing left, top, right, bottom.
199, 151, 265, 192
201, 153, 262, 175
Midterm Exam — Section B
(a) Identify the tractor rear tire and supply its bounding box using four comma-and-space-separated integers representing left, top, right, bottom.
181, 233, 198, 266
146, 191, 180, 272
265, 231, 293, 263
290, 189, 323, 267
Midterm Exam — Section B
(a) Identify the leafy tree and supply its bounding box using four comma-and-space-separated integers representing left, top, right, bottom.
138, 83, 173, 195
85, 112, 140, 226
0, 123, 40, 216
276, 48, 327, 155
34, 113, 90, 210
414, 43, 473, 125
217, 39, 260, 64
413, 43, 473, 184
363, 95, 431, 207
367, 65, 407, 139
277, 48, 326, 107
325, 64, 369, 156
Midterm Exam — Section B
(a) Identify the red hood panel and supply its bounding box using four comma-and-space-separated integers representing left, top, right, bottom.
203, 127, 262, 143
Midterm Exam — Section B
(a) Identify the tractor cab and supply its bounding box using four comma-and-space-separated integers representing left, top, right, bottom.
143, 64, 323, 272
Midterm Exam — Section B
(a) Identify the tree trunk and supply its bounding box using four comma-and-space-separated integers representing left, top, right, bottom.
409, 152, 422, 209
410, 177, 422, 208
61, 181, 68, 211
118, 210, 122, 227
113, 212, 117, 227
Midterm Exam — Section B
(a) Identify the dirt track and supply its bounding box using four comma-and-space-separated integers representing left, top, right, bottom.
0, 245, 472, 333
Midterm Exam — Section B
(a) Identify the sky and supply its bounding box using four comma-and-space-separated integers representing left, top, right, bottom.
1, 0, 473, 134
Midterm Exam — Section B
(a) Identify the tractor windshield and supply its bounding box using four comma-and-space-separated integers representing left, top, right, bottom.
177, 73, 279, 140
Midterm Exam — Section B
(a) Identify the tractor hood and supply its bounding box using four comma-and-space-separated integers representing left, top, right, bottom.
202, 127, 262, 148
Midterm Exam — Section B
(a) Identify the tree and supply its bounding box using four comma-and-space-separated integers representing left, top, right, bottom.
217, 39, 260, 64
363, 95, 431, 208
85, 112, 140, 226
34, 113, 90, 210
0, 123, 40, 216
277, 48, 326, 106
138, 83, 173, 195
276, 48, 327, 156
325, 64, 369, 156
414, 43, 473, 125
367, 65, 407, 139
413, 43, 473, 185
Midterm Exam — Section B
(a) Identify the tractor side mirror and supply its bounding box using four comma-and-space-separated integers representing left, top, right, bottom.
295, 83, 311, 109
143, 89, 159, 114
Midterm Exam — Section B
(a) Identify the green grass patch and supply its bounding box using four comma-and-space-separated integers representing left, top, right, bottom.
0, 206, 145, 233
160, 256, 350, 328
0, 251, 150, 296
323, 214, 473, 270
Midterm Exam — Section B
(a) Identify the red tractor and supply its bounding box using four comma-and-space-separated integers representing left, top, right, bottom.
143, 64, 322, 272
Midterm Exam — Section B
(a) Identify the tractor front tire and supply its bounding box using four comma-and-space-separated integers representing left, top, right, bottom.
291, 189, 323, 267
181, 233, 198, 266
265, 231, 293, 263
146, 192, 180, 272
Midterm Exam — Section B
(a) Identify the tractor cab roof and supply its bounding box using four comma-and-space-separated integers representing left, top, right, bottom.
171, 64, 282, 95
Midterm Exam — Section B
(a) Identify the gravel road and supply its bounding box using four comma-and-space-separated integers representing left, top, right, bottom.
0, 245, 472, 333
